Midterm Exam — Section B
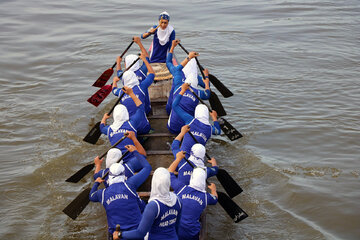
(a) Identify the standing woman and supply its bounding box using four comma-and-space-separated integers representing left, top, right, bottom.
141, 11, 175, 63
113, 167, 182, 240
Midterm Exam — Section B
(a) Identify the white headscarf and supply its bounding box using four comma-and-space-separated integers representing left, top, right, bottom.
157, 12, 174, 46
110, 104, 129, 132
182, 58, 198, 79
188, 143, 206, 168
123, 71, 139, 88
194, 104, 210, 125
189, 167, 207, 193
125, 54, 140, 72
108, 163, 126, 186
184, 73, 198, 88
148, 167, 178, 207
106, 148, 123, 168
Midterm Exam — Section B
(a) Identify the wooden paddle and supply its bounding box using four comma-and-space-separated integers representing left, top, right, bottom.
83, 91, 126, 144
188, 87, 243, 141
92, 40, 134, 88
178, 42, 233, 98
67, 133, 129, 183
87, 55, 140, 107
182, 155, 248, 223
63, 150, 130, 220
188, 131, 243, 198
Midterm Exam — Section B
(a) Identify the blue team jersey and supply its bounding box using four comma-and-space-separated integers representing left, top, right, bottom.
170, 174, 217, 240
144, 26, 175, 63
148, 199, 182, 240
180, 118, 212, 155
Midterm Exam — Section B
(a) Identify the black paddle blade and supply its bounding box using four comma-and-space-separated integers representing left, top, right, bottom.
209, 74, 233, 98
218, 117, 243, 141
216, 169, 243, 198
209, 91, 227, 117
63, 187, 91, 220
92, 68, 114, 88
65, 163, 95, 183
217, 191, 248, 223
83, 122, 102, 144
87, 84, 112, 107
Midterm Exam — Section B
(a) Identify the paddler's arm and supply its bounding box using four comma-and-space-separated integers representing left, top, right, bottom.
207, 183, 218, 199
172, 84, 194, 125
100, 113, 110, 135
139, 53, 155, 89
133, 36, 148, 58
123, 86, 142, 107
198, 73, 210, 100
171, 125, 190, 157
94, 156, 103, 175
166, 39, 181, 74
125, 146, 151, 190
169, 151, 186, 192
112, 76, 122, 94
89, 177, 104, 202
206, 157, 219, 179
141, 25, 158, 39
126, 131, 146, 156
181, 51, 199, 68
210, 110, 221, 135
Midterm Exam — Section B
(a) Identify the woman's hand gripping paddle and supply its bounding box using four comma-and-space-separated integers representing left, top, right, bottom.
188, 87, 243, 141
87, 54, 140, 107
187, 131, 243, 198
63, 149, 130, 220
92, 40, 135, 88
83, 91, 125, 144
67, 133, 129, 183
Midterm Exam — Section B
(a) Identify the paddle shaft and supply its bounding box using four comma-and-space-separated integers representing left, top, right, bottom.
178, 43, 207, 79
188, 87, 213, 112
187, 131, 211, 160
99, 133, 128, 159
110, 41, 135, 69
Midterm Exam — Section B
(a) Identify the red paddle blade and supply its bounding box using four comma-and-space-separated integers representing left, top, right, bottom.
92, 68, 114, 87
87, 85, 112, 107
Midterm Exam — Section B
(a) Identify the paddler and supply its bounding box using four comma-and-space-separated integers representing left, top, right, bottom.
100, 87, 148, 163
141, 11, 175, 63
114, 38, 153, 115
113, 165, 182, 240
169, 151, 218, 240
89, 144, 151, 239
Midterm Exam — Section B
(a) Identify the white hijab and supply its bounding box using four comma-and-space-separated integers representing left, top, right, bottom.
157, 12, 174, 46
108, 163, 126, 186
188, 143, 206, 168
106, 148, 123, 168
125, 54, 140, 72
194, 104, 210, 125
189, 167, 207, 193
184, 73, 198, 88
148, 167, 178, 207
110, 104, 129, 132
182, 58, 198, 79
123, 71, 139, 88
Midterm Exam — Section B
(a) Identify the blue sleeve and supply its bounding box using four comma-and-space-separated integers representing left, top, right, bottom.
138, 57, 149, 75
172, 94, 193, 125
206, 192, 218, 205
112, 87, 122, 97
199, 89, 210, 100
127, 151, 151, 190
89, 182, 103, 202
100, 123, 109, 135
212, 121, 221, 135
197, 75, 205, 88
166, 52, 176, 74
206, 166, 219, 179
93, 169, 105, 181
117, 70, 123, 78
129, 104, 145, 130
141, 25, 157, 39
171, 139, 181, 158
140, 73, 154, 90
170, 172, 185, 193
121, 201, 158, 239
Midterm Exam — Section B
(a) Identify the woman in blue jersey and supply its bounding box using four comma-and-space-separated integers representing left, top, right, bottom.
89, 144, 151, 239
113, 165, 182, 240
169, 154, 218, 240
93, 143, 148, 188
166, 40, 209, 115
115, 37, 153, 115
171, 126, 218, 185
113, 52, 154, 122
100, 87, 148, 164
141, 11, 175, 63
172, 83, 221, 152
